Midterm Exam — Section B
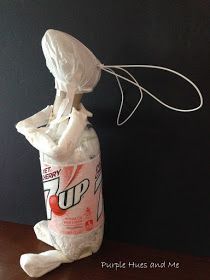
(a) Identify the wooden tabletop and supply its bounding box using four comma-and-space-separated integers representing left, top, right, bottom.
0, 221, 210, 280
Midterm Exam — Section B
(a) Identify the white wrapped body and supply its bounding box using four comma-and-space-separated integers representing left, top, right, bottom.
17, 29, 104, 277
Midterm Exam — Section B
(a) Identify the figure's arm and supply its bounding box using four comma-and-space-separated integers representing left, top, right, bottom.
16, 105, 52, 135
16, 103, 92, 162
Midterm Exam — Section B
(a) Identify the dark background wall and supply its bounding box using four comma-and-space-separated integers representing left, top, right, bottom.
0, 0, 209, 255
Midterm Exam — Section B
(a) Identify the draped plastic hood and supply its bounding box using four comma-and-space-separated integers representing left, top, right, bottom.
41, 29, 101, 94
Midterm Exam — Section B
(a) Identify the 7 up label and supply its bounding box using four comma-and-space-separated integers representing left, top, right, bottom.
40, 154, 104, 235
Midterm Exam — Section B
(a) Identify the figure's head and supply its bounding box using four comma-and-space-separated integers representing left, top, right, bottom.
41, 29, 101, 94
